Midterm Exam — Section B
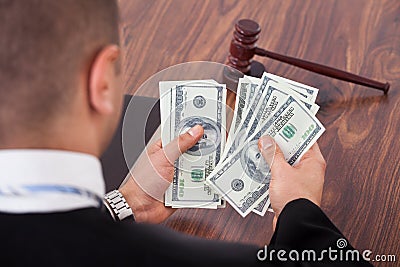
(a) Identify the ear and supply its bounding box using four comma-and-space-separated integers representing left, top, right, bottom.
88, 45, 121, 115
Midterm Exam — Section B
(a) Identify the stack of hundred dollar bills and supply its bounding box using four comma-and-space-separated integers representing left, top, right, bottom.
160, 72, 325, 217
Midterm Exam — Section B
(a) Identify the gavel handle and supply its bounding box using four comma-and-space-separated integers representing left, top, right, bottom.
254, 47, 390, 94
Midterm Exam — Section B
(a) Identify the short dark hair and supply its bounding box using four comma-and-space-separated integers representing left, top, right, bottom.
0, 0, 119, 141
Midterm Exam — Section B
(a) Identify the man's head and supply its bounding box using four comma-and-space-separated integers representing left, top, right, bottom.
0, 0, 123, 156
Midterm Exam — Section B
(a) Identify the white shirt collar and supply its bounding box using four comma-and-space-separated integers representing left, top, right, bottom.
0, 149, 105, 213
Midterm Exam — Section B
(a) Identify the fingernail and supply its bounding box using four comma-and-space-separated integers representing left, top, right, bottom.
259, 135, 274, 150
187, 125, 203, 137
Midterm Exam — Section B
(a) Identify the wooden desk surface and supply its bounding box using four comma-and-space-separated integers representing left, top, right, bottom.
119, 0, 400, 264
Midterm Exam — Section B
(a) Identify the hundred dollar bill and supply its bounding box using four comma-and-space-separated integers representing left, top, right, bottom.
222, 73, 319, 162
266, 73, 319, 103
250, 80, 320, 215
160, 81, 226, 208
160, 80, 220, 207
246, 79, 319, 140
244, 76, 261, 107
246, 77, 318, 216
230, 78, 249, 134
160, 80, 218, 151
221, 75, 272, 161
253, 197, 271, 216
225, 77, 258, 152
251, 92, 323, 217
254, 199, 273, 216
206, 95, 325, 217
247, 73, 317, 106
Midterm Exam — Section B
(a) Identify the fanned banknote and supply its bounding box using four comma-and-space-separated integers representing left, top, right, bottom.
266, 72, 319, 103
221, 75, 272, 161
223, 73, 320, 163
206, 95, 325, 217
159, 73, 325, 215
226, 77, 259, 150
247, 75, 320, 216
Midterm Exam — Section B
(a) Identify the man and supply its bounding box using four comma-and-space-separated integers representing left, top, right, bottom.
0, 1, 372, 266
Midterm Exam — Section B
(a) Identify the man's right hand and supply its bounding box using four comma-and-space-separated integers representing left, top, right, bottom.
258, 136, 326, 229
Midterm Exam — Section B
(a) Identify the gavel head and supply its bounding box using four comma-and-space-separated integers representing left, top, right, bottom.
227, 19, 261, 74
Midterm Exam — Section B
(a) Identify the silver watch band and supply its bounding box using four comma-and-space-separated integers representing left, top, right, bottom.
103, 190, 134, 221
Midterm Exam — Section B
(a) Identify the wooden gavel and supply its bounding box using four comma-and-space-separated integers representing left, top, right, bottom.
227, 19, 390, 94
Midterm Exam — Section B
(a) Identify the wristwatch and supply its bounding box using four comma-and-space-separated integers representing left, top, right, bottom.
103, 190, 135, 221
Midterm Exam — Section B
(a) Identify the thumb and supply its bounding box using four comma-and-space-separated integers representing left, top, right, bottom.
164, 125, 204, 162
258, 135, 289, 171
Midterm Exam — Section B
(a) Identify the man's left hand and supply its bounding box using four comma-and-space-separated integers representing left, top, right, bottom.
119, 125, 204, 223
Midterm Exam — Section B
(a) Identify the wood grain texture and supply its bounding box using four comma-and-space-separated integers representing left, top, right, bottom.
118, 0, 400, 264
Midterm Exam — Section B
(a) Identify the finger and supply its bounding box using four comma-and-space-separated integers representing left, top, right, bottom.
146, 139, 163, 154
300, 142, 325, 164
163, 125, 204, 162
153, 139, 163, 148
258, 135, 289, 171
258, 135, 276, 167
309, 142, 324, 161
